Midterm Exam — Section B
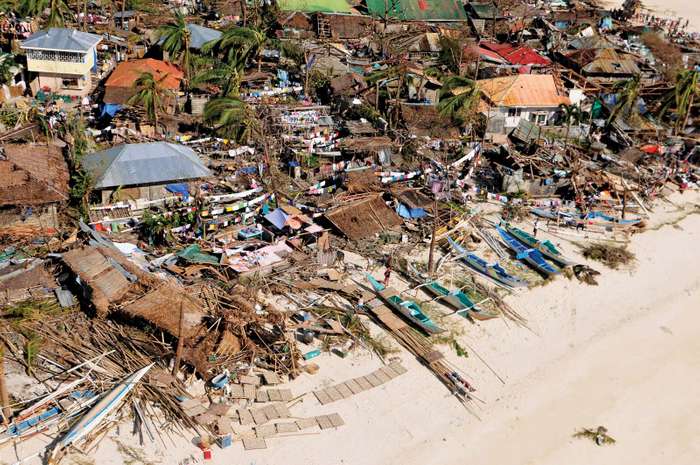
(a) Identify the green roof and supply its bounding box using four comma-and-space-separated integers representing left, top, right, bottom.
278, 0, 352, 13
366, 0, 467, 20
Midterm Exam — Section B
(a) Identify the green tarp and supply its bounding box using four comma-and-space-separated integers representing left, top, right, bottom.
278, 0, 352, 13
176, 245, 221, 265
366, 0, 467, 21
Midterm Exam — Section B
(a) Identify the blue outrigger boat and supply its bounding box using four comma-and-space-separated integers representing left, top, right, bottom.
422, 281, 499, 320
494, 226, 560, 276
447, 237, 528, 289
366, 274, 444, 335
504, 223, 574, 267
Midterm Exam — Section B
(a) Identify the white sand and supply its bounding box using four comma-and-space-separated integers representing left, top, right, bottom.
606, 0, 700, 32
3, 194, 699, 465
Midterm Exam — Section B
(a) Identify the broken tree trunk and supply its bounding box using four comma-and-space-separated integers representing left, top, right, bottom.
172, 302, 185, 376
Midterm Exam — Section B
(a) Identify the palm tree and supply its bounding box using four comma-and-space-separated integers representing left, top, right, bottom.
659, 69, 699, 135
191, 57, 245, 97
158, 13, 192, 84
558, 103, 582, 149
18, 0, 70, 26
202, 27, 266, 71
127, 72, 173, 129
607, 74, 641, 125
202, 96, 259, 143
438, 75, 481, 126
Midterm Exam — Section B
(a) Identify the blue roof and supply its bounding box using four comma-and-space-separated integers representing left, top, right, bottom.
21, 28, 102, 52
82, 142, 212, 189
187, 24, 222, 50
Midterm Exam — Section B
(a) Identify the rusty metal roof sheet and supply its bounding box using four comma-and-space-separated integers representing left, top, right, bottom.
477, 74, 570, 108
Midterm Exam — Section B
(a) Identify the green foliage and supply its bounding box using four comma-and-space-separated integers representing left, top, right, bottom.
17, 0, 70, 26
659, 69, 699, 134
438, 36, 464, 74
191, 57, 245, 97
202, 26, 267, 71
0, 53, 20, 86
158, 12, 192, 82
438, 75, 481, 125
203, 96, 259, 142
127, 72, 173, 126
607, 75, 641, 124
580, 243, 635, 269
24, 332, 43, 374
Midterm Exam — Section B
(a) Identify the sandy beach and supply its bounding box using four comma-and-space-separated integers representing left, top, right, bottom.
60, 195, 697, 465
606, 0, 700, 32
3, 195, 698, 465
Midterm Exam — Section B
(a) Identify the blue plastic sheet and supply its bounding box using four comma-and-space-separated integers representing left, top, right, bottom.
396, 203, 427, 219
100, 103, 123, 117
166, 183, 190, 201
264, 208, 288, 230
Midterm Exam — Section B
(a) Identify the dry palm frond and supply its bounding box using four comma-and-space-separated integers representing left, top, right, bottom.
580, 243, 635, 270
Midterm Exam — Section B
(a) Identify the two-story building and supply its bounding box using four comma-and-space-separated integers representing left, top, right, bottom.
21, 28, 102, 96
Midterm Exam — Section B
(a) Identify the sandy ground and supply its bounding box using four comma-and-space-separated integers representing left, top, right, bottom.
605, 0, 700, 32
2, 192, 699, 465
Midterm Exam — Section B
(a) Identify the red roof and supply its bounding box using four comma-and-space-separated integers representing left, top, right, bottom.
105, 59, 184, 90
481, 42, 551, 67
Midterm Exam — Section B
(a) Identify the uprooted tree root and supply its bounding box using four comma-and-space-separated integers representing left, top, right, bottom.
580, 243, 635, 270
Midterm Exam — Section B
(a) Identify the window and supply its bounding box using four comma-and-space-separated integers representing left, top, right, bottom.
529, 113, 537, 122
537, 114, 547, 125
62, 78, 80, 88
508, 108, 522, 117
27, 50, 86, 63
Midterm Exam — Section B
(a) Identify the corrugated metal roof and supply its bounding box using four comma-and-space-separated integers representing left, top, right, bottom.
82, 142, 212, 189
478, 74, 570, 108
481, 41, 551, 66
187, 24, 222, 49
21, 28, 102, 52
105, 59, 183, 90
366, 0, 468, 21
581, 48, 640, 76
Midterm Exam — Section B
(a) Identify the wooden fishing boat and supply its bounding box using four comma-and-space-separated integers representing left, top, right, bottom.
494, 226, 560, 276
504, 223, 574, 267
365, 274, 444, 335
50, 364, 154, 460
447, 237, 528, 289
422, 281, 499, 320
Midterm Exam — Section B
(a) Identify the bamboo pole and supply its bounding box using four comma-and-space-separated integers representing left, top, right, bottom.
0, 346, 10, 425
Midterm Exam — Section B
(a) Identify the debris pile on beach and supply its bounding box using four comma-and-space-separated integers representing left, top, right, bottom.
0, 0, 697, 462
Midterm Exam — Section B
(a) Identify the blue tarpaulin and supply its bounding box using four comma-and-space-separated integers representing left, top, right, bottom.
239, 166, 257, 175
166, 183, 190, 201
396, 203, 427, 219
100, 103, 123, 118
264, 208, 288, 229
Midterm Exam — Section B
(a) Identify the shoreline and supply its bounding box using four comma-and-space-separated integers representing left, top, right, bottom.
3, 194, 698, 465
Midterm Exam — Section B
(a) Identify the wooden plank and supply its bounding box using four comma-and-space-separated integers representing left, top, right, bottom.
255, 424, 276, 438
279, 388, 293, 402
325, 385, 344, 402
273, 402, 291, 418
373, 369, 391, 384
250, 408, 267, 425
345, 378, 363, 394
327, 413, 345, 427
389, 362, 408, 375
296, 417, 318, 430
268, 389, 283, 402
242, 437, 268, 450
315, 415, 333, 430
365, 373, 383, 387
239, 374, 260, 385
238, 409, 254, 426
335, 383, 353, 398
243, 384, 257, 400
276, 422, 299, 434
355, 377, 372, 391
379, 365, 399, 380
262, 404, 279, 420
256, 389, 270, 403
314, 389, 332, 405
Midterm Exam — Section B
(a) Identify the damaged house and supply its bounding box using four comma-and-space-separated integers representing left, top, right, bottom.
81, 142, 212, 205
478, 74, 570, 134
0, 144, 69, 236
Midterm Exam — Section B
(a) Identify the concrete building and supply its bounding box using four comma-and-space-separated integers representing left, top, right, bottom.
478, 74, 570, 134
21, 28, 102, 96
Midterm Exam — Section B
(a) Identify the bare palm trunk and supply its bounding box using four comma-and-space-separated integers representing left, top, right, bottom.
241, 0, 247, 26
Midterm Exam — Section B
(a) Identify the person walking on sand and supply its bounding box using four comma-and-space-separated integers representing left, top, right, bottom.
533, 219, 540, 237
